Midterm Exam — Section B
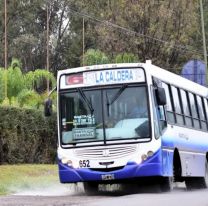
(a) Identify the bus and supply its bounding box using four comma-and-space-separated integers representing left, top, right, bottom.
45, 60, 208, 193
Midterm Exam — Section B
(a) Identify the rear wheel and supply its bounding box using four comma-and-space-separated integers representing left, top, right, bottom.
83, 182, 99, 195
205, 160, 208, 187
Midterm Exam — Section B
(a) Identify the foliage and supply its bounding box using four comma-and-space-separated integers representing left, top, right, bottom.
78, 0, 201, 69
24, 69, 56, 92
81, 49, 139, 65
0, 59, 56, 109
114, 53, 139, 63
7, 66, 25, 99
0, 69, 6, 103
82, 49, 109, 65
0, 0, 205, 72
17, 89, 42, 108
0, 106, 57, 164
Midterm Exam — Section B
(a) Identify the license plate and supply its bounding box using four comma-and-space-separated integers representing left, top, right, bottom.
101, 174, 115, 180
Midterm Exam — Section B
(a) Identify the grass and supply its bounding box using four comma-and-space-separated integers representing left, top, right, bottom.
0, 164, 58, 195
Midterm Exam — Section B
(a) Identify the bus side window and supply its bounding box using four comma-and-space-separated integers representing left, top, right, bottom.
203, 98, 208, 130
171, 86, 184, 125
189, 93, 200, 129
196, 96, 207, 130
180, 89, 192, 127
151, 86, 161, 138
162, 83, 175, 124
158, 105, 167, 130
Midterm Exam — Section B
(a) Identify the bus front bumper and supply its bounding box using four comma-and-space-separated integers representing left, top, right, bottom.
58, 151, 163, 183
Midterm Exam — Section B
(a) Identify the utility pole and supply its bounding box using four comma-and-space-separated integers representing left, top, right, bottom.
46, 2, 50, 93
199, 0, 208, 79
82, 18, 85, 66
4, 0, 7, 99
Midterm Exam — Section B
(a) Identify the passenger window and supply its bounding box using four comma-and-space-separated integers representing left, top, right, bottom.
189, 93, 200, 129
162, 83, 175, 124
197, 96, 205, 120
189, 93, 198, 118
171, 86, 181, 113
197, 96, 207, 130
180, 90, 190, 116
171, 86, 183, 125
180, 89, 192, 127
203, 98, 208, 121
162, 83, 172, 111
201, 98, 208, 131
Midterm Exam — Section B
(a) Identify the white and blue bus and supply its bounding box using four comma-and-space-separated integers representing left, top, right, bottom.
45, 60, 208, 193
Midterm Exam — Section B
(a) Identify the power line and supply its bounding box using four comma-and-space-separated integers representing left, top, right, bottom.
1, 1, 205, 57
66, 5, 205, 57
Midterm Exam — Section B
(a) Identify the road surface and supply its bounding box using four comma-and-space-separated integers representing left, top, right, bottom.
0, 183, 208, 206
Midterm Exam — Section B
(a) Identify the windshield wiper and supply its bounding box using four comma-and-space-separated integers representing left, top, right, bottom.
106, 84, 128, 116
77, 88, 94, 115
107, 84, 128, 106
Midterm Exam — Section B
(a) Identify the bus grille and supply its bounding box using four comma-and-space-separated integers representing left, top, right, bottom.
74, 145, 137, 159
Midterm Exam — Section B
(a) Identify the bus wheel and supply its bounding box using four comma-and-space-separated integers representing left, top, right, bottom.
159, 176, 174, 192
185, 161, 208, 190
83, 182, 99, 195
205, 160, 208, 187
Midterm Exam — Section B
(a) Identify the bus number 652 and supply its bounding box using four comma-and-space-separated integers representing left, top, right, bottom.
79, 160, 90, 168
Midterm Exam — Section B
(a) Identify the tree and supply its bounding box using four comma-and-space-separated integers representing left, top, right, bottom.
82, 49, 109, 65
114, 53, 139, 63
0, 0, 205, 73
0, 59, 56, 108
0, 0, 73, 73
73, 0, 202, 70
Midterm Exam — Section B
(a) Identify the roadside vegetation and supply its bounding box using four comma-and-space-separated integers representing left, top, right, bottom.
0, 51, 136, 166
0, 59, 56, 109
0, 1, 206, 72
0, 164, 58, 195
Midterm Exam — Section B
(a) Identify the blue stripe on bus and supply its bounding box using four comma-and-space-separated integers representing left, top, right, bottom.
162, 134, 208, 153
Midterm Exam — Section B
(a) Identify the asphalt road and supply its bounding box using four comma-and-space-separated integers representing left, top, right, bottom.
0, 184, 208, 206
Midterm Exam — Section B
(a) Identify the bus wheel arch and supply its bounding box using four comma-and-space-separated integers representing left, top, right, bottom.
173, 148, 183, 182
205, 153, 208, 187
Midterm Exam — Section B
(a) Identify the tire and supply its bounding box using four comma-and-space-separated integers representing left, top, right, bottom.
159, 176, 174, 192
185, 161, 208, 190
83, 182, 99, 195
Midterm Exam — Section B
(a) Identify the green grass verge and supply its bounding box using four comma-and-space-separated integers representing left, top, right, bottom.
0, 164, 58, 195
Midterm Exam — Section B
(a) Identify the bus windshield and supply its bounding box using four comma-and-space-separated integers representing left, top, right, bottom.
60, 85, 150, 145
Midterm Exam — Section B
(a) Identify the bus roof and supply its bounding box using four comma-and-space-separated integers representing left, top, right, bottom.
147, 63, 208, 97
57, 61, 208, 97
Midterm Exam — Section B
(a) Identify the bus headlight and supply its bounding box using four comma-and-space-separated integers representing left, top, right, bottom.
147, 151, 154, 157
141, 154, 148, 161
141, 151, 154, 162
61, 157, 73, 167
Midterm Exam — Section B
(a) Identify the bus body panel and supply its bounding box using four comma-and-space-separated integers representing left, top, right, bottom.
161, 125, 208, 177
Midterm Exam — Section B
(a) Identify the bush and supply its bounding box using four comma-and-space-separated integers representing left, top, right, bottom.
0, 106, 57, 164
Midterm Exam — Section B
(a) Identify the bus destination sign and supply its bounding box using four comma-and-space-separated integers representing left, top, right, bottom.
83, 68, 145, 86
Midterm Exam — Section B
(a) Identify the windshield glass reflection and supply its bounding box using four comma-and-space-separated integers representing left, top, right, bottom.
60, 86, 150, 145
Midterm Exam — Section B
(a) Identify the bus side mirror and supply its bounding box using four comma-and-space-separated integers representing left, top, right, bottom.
44, 98, 53, 117
156, 87, 166, 106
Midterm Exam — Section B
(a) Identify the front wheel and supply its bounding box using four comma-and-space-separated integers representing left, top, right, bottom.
159, 176, 174, 192
83, 182, 99, 195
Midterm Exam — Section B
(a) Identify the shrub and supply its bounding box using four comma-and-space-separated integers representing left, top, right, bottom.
0, 106, 57, 164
